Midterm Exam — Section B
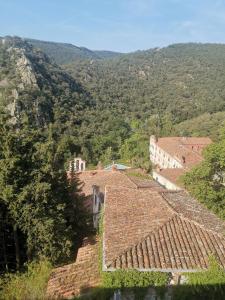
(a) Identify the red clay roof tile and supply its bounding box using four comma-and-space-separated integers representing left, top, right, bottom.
46, 236, 100, 299
104, 187, 225, 272
156, 137, 212, 169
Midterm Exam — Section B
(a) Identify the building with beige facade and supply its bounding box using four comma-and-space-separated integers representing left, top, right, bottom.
150, 135, 212, 190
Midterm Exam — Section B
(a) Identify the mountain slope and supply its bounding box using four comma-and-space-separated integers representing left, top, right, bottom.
65, 43, 225, 124
2, 37, 225, 165
176, 111, 225, 140
26, 38, 122, 65
0, 36, 91, 127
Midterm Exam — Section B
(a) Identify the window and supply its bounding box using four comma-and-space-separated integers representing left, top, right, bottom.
75, 159, 79, 170
114, 290, 121, 300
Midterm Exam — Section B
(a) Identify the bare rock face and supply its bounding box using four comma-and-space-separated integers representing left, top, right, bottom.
6, 100, 19, 124
0, 78, 9, 87
0, 36, 86, 128
9, 47, 38, 88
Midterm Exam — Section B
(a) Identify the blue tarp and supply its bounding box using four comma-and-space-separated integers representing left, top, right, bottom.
104, 163, 130, 170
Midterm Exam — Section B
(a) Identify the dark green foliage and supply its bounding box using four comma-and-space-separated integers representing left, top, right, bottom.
4, 38, 225, 171
0, 37, 93, 275
0, 115, 91, 272
61, 42, 225, 167
182, 136, 225, 219
176, 112, 225, 141
65, 43, 225, 124
0, 36, 91, 128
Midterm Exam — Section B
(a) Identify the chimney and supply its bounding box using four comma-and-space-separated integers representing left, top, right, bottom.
150, 135, 158, 144
112, 164, 118, 172
97, 161, 103, 170
92, 185, 100, 194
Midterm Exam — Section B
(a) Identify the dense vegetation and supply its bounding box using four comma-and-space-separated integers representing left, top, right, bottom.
176, 111, 225, 140
48, 42, 225, 168
174, 257, 225, 300
65, 43, 225, 124
182, 130, 225, 219
0, 117, 91, 272
0, 260, 52, 300
0, 36, 92, 128
0, 37, 92, 276
26, 38, 122, 65
4, 38, 225, 170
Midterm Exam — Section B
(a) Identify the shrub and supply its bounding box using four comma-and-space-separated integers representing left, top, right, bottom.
0, 260, 52, 300
173, 257, 225, 300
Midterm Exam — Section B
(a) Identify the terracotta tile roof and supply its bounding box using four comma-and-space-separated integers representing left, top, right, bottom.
156, 137, 212, 169
104, 187, 225, 272
154, 168, 186, 187
127, 175, 166, 191
161, 191, 225, 236
77, 170, 137, 197
103, 186, 175, 267
46, 236, 100, 299
75, 169, 165, 199
109, 215, 225, 271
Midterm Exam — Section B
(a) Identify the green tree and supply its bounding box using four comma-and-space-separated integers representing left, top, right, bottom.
0, 116, 89, 271
182, 138, 225, 219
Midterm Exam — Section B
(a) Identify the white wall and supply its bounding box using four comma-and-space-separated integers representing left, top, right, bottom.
152, 171, 182, 191
149, 136, 182, 169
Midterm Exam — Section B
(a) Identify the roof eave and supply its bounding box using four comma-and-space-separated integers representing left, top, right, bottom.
103, 266, 207, 273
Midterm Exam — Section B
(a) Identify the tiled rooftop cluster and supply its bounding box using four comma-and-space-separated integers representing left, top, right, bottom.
103, 187, 225, 272
47, 164, 225, 299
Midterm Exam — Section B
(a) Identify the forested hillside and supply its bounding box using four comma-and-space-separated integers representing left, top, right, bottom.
26, 38, 122, 65
176, 111, 225, 139
2, 38, 225, 168
64, 43, 225, 125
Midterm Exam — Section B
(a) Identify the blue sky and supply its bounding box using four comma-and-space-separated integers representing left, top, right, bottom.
1, 0, 225, 52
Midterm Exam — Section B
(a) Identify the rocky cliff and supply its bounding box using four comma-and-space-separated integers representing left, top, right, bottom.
0, 36, 90, 127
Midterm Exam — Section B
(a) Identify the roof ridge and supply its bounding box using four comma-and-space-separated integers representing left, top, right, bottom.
106, 214, 178, 268
160, 191, 225, 238
178, 213, 225, 240
107, 214, 225, 269
179, 143, 203, 159
123, 173, 140, 189
160, 191, 184, 214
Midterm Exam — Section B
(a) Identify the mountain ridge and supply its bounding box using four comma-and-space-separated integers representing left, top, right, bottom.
25, 37, 123, 64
